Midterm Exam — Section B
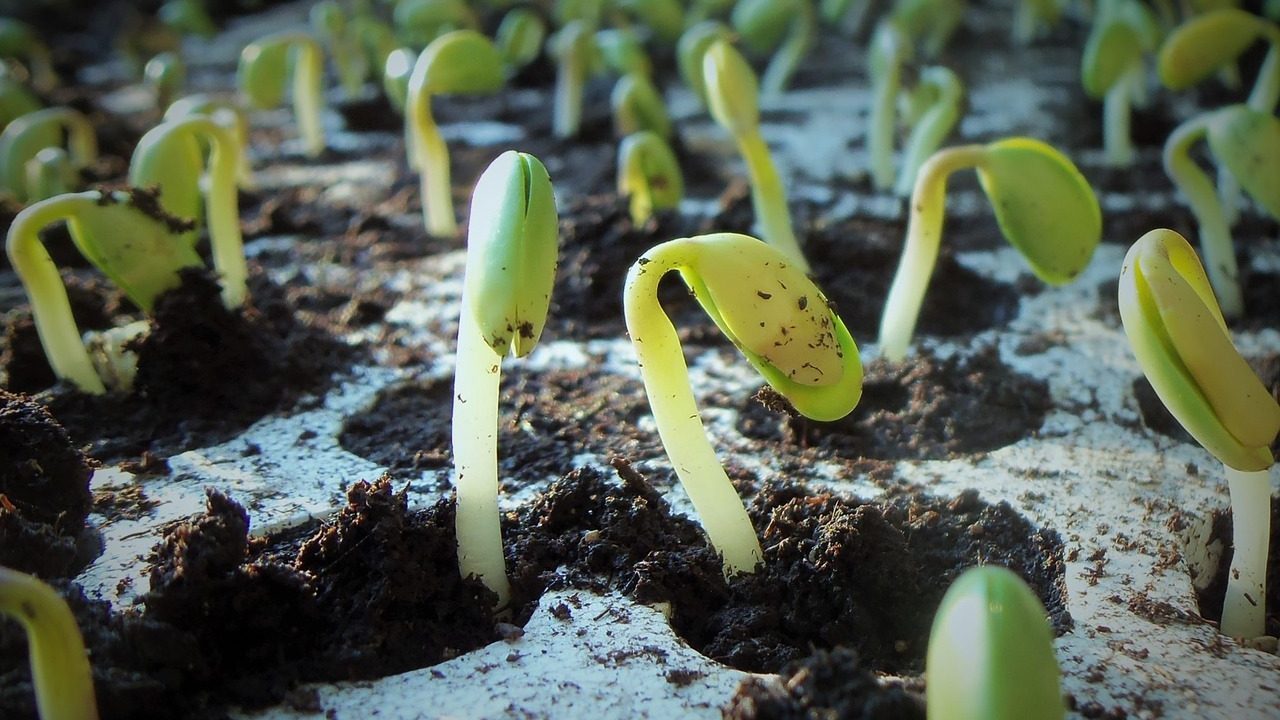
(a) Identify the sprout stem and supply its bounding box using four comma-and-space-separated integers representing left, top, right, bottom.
0, 567, 98, 720
553, 40, 586, 139
202, 123, 249, 308
759, 0, 815, 97
869, 49, 900, 191
623, 241, 764, 575
895, 67, 963, 196
1222, 465, 1272, 639
410, 106, 456, 237
1103, 65, 1136, 167
294, 39, 326, 158
1246, 40, 1280, 114
737, 131, 808, 272
1163, 116, 1242, 318
879, 144, 985, 362
5, 193, 105, 394
451, 291, 512, 609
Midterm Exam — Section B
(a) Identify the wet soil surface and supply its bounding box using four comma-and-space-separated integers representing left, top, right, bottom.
0, 390, 97, 578
4, 269, 359, 464
339, 365, 659, 487
739, 346, 1052, 461
722, 648, 926, 720
0, 459, 1066, 719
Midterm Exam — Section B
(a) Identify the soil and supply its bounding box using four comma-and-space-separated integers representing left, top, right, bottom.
0, 389, 97, 578
739, 345, 1052, 461
4, 268, 359, 464
721, 648, 926, 720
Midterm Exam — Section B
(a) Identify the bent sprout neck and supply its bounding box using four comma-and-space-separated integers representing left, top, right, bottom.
5, 193, 107, 393
879, 144, 985, 362
624, 233, 863, 575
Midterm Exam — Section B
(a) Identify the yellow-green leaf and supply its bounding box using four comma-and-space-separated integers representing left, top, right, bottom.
1206, 105, 1280, 220
1157, 9, 1266, 90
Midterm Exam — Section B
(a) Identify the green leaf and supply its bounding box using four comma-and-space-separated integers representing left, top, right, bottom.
414, 30, 505, 96
612, 73, 671, 138
393, 0, 477, 47
68, 191, 202, 312
596, 28, 651, 77
679, 233, 863, 421
732, 0, 798, 52
1081, 21, 1141, 98
1157, 9, 1265, 90
1206, 105, 1280, 220
976, 138, 1101, 284
128, 119, 205, 245
496, 8, 546, 70
703, 39, 760, 136
237, 35, 293, 108
465, 151, 559, 357
677, 21, 732, 103
1118, 229, 1279, 470
927, 566, 1064, 720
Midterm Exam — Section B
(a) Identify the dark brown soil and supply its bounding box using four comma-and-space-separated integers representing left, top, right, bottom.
27, 268, 358, 463
722, 648, 926, 720
1193, 495, 1280, 638
0, 389, 97, 578
739, 345, 1052, 461
339, 366, 659, 487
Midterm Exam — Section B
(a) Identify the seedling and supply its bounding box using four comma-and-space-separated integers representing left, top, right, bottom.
1013, 0, 1065, 44
164, 93, 255, 188
452, 151, 559, 609
731, 0, 817, 95
25, 147, 75, 202
617, 130, 684, 225
0, 74, 40, 131
130, 115, 249, 308
612, 73, 672, 138
549, 20, 597, 138
623, 233, 864, 574
891, 0, 965, 59
676, 20, 733, 107
879, 138, 1100, 362
1118, 228, 1280, 639
927, 566, 1064, 720
393, 0, 478, 47
1081, 0, 1160, 166
144, 52, 187, 111
496, 7, 546, 70
159, 0, 217, 39
383, 47, 415, 113
406, 29, 504, 238
596, 27, 652, 77
894, 65, 964, 196
312, 0, 368, 99
868, 21, 912, 192
1162, 104, 1280, 318
615, 0, 685, 43
351, 13, 398, 82
0, 107, 97, 204
5, 189, 201, 394
0, 18, 56, 91
703, 39, 809, 271
0, 566, 99, 720
237, 32, 326, 157
1158, 8, 1280, 113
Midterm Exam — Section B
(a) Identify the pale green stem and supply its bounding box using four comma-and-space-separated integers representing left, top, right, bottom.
623, 245, 764, 575
1163, 116, 1243, 318
554, 45, 586, 138
760, 0, 815, 97
452, 291, 512, 610
1246, 41, 1280, 114
411, 102, 457, 238
879, 144, 985, 362
1221, 465, 1272, 639
736, 130, 809, 272
869, 57, 900, 192
202, 123, 248, 308
4, 193, 105, 393
1103, 62, 1136, 167
1219, 166, 1241, 227
0, 567, 98, 720
894, 69, 962, 196
293, 39, 326, 157
619, 156, 654, 225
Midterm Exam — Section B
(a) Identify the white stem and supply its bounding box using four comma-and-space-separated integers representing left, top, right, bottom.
623, 246, 764, 575
452, 291, 512, 609
1222, 465, 1272, 640
1102, 66, 1134, 167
